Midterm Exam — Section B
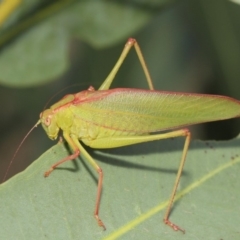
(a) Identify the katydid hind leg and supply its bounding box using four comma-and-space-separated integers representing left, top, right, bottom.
99, 38, 154, 91
86, 128, 190, 232
163, 129, 190, 234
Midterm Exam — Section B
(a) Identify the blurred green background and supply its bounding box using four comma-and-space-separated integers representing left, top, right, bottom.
1, 0, 240, 180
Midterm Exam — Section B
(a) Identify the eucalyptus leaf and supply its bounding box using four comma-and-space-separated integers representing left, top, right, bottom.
0, 137, 239, 239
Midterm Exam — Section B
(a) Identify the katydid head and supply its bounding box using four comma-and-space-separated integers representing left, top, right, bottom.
40, 93, 76, 140
40, 109, 59, 140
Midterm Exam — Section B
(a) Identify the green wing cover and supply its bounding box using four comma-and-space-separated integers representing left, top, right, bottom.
72, 88, 240, 133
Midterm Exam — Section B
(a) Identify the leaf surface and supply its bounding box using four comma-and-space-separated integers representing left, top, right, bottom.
0, 137, 239, 239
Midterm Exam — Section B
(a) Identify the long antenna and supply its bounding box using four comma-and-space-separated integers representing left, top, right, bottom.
2, 120, 41, 183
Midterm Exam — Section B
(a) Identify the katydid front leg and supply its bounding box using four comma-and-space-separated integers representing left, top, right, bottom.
44, 133, 106, 230
44, 132, 80, 177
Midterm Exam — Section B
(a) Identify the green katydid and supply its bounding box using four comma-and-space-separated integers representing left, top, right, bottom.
7, 38, 240, 233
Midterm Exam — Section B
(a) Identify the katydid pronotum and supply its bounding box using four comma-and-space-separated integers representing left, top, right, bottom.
7, 38, 240, 233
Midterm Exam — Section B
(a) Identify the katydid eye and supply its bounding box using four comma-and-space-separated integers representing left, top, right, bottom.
45, 117, 51, 126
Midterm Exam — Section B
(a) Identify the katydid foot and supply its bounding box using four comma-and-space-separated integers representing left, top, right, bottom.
164, 219, 185, 234
95, 215, 106, 231
44, 168, 54, 177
